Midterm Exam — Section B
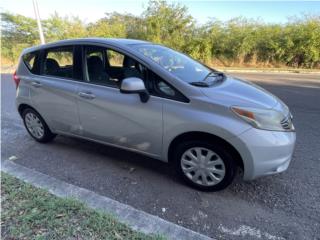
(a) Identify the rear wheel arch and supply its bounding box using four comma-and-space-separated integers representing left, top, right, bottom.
18, 104, 36, 117
21, 107, 56, 143
18, 104, 54, 132
167, 131, 244, 170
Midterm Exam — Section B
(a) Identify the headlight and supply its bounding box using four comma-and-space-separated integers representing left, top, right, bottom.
231, 106, 294, 131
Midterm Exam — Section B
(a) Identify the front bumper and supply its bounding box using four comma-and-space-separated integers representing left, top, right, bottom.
232, 128, 296, 180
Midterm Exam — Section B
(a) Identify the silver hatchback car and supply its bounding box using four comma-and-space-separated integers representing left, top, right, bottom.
15, 38, 296, 191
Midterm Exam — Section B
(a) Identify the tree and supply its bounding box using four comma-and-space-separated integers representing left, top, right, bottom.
1, 12, 39, 63
1, 1, 320, 68
44, 12, 88, 41
87, 12, 127, 38
142, 0, 195, 51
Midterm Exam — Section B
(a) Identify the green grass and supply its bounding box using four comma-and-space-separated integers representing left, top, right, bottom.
1, 172, 165, 240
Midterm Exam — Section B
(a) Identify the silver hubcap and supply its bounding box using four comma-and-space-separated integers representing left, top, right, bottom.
25, 112, 44, 139
181, 147, 226, 186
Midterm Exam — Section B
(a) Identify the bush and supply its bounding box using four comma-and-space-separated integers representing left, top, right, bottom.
1, 0, 319, 68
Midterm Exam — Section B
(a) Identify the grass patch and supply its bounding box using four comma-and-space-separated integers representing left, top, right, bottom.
1, 172, 164, 240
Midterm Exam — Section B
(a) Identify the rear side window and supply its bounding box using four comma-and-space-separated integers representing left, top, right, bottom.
23, 52, 39, 74
43, 46, 74, 79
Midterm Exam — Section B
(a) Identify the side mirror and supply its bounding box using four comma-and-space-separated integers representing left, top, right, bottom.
120, 77, 150, 103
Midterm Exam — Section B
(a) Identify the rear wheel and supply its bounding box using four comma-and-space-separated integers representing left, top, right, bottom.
173, 140, 237, 191
22, 108, 56, 143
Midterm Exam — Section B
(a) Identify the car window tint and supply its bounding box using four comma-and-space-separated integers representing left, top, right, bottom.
85, 47, 119, 88
157, 81, 176, 97
149, 70, 189, 102
43, 47, 74, 78
107, 50, 124, 67
84, 46, 147, 89
23, 52, 39, 74
86, 46, 104, 62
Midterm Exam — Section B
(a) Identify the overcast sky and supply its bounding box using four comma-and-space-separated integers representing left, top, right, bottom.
1, 0, 320, 24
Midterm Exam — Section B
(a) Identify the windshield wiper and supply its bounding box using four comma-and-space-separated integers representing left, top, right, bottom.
190, 71, 225, 87
203, 71, 225, 81
190, 81, 211, 87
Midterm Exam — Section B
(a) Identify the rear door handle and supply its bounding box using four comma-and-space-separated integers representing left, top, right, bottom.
31, 81, 42, 88
78, 91, 96, 100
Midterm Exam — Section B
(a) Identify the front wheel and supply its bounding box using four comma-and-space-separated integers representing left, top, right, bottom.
22, 108, 56, 143
173, 141, 237, 191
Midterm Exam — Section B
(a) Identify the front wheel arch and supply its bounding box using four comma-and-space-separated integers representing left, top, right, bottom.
168, 131, 244, 170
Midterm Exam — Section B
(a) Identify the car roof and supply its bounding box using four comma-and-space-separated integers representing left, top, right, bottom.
22, 38, 150, 54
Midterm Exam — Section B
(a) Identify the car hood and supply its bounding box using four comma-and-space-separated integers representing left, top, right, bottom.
200, 76, 279, 109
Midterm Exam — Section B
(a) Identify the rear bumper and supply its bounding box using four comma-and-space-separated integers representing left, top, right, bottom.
232, 128, 296, 180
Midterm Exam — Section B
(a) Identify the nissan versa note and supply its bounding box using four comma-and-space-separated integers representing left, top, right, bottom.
14, 38, 296, 191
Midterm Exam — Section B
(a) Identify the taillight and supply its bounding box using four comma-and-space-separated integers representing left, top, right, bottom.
13, 70, 20, 89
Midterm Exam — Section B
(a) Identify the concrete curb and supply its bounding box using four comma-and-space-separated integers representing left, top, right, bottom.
1, 160, 213, 240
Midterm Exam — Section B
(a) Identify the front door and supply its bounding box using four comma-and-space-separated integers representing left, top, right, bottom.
76, 45, 163, 157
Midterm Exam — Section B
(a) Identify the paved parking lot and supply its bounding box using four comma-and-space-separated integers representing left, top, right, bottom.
1, 72, 320, 239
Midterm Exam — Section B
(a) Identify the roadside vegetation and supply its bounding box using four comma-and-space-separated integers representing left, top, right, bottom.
1, 0, 320, 69
1, 172, 164, 240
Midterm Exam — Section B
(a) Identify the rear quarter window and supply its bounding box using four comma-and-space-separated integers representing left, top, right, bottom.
22, 52, 40, 74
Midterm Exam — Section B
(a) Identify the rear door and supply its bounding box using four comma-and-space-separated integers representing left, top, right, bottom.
30, 45, 82, 134
76, 45, 163, 157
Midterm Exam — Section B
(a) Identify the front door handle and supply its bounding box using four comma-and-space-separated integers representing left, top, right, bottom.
31, 81, 42, 88
78, 91, 96, 100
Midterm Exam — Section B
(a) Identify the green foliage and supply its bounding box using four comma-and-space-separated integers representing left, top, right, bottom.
1, 0, 320, 68
142, 0, 195, 51
44, 12, 88, 41
87, 12, 127, 38
1, 172, 165, 240
1, 12, 39, 62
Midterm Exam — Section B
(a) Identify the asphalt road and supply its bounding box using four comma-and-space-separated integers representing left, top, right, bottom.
1, 72, 320, 240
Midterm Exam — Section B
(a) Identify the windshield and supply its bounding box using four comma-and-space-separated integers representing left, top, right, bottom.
130, 44, 212, 83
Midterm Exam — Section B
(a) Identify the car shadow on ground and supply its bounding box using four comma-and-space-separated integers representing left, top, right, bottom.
52, 132, 255, 189
52, 134, 178, 180
49, 133, 300, 217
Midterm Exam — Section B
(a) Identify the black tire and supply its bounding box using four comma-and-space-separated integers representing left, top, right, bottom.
22, 108, 56, 143
173, 140, 237, 191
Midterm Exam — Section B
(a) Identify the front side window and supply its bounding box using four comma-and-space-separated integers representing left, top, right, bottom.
84, 46, 147, 88
107, 49, 125, 67
43, 46, 74, 78
157, 81, 176, 97
131, 44, 211, 83
82, 45, 188, 102
148, 70, 188, 102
